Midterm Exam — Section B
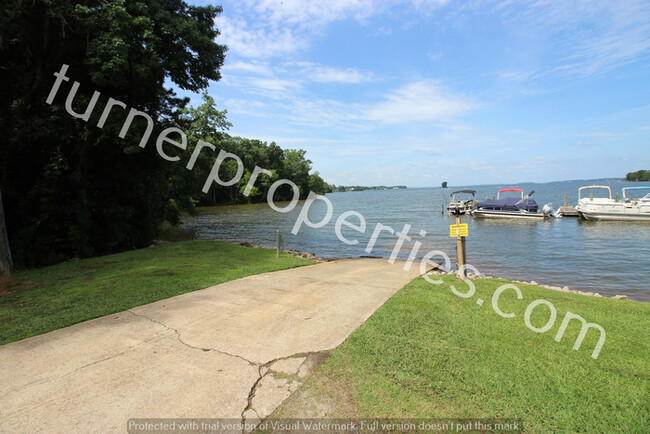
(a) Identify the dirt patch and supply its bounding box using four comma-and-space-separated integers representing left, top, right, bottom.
265, 352, 358, 419
1, 274, 15, 292
1, 279, 40, 295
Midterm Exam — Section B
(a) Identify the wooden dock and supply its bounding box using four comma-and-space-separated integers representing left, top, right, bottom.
558, 206, 580, 217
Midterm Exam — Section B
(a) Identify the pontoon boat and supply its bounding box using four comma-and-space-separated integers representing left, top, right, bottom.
576, 185, 650, 221
447, 190, 478, 215
472, 188, 549, 220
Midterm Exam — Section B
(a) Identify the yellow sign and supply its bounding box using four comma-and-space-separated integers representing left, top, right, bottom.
449, 223, 469, 237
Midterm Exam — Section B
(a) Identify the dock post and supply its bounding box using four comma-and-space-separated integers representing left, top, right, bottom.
456, 216, 466, 277
564, 194, 567, 207
615, 192, 619, 202
276, 230, 281, 257
442, 204, 444, 214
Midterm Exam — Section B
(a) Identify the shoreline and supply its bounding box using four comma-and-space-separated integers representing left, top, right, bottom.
424, 266, 631, 300
250, 242, 634, 301
160, 236, 636, 302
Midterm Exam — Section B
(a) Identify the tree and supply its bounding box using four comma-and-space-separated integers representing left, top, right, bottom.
168, 91, 231, 210
308, 172, 332, 195
626, 170, 650, 182
281, 149, 312, 199
157, 92, 332, 210
0, 188, 14, 289
0, 0, 226, 266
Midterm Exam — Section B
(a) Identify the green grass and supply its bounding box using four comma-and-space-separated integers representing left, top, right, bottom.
277, 275, 650, 432
0, 241, 311, 345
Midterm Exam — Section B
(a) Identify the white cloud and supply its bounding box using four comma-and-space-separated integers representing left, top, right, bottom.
573, 141, 596, 147
247, 80, 477, 129
282, 61, 375, 84
216, 0, 450, 59
215, 15, 305, 58
496, 69, 538, 82
221, 76, 479, 132
222, 75, 302, 100
214, 1, 373, 59
222, 98, 271, 116
222, 59, 375, 90
248, 78, 299, 92
497, 0, 650, 78
309, 66, 369, 83
247, 0, 377, 26
284, 98, 365, 129
362, 81, 476, 124
223, 60, 272, 75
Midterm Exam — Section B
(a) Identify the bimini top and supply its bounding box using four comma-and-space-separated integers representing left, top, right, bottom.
623, 186, 650, 200
450, 189, 476, 197
497, 188, 524, 199
578, 185, 612, 200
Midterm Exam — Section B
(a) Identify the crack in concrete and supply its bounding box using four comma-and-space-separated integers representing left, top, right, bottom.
240, 365, 267, 429
127, 310, 257, 367
239, 350, 332, 433
124, 311, 332, 433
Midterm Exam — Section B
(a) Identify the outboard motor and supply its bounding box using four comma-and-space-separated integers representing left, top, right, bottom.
542, 203, 560, 218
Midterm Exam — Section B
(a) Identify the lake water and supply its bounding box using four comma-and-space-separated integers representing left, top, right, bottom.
181, 178, 650, 302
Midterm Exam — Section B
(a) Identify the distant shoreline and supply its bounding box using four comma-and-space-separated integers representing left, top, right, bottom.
331, 185, 407, 192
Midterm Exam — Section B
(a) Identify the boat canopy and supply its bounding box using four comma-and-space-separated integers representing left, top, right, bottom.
450, 189, 476, 197
623, 187, 650, 200
497, 188, 524, 199
578, 185, 612, 200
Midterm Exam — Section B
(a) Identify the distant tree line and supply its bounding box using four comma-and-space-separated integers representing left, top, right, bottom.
331, 186, 407, 192
625, 170, 650, 182
0, 0, 330, 268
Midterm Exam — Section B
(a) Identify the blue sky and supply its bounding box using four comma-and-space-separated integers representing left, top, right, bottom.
185, 0, 650, 187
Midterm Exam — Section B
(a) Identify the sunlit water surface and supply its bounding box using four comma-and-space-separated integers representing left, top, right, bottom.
181, 178, 650, 301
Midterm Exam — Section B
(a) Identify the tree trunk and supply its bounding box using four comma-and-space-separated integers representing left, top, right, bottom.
0, 187, 14, 289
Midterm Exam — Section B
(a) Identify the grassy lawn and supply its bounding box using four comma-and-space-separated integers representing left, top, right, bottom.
0, 241, 311, 345
272, 275, 650, 433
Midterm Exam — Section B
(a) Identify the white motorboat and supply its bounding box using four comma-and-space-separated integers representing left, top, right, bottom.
575, 185, 650, 221
447, 190, 478, 215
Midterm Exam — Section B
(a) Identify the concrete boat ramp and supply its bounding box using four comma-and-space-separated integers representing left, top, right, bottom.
0, 259, 419, 433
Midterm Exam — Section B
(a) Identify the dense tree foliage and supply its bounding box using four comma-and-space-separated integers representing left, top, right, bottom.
0, 0, 227, 266
0, 1, 331, 268
165, 93, 332, 224
626, 170, 650, 182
